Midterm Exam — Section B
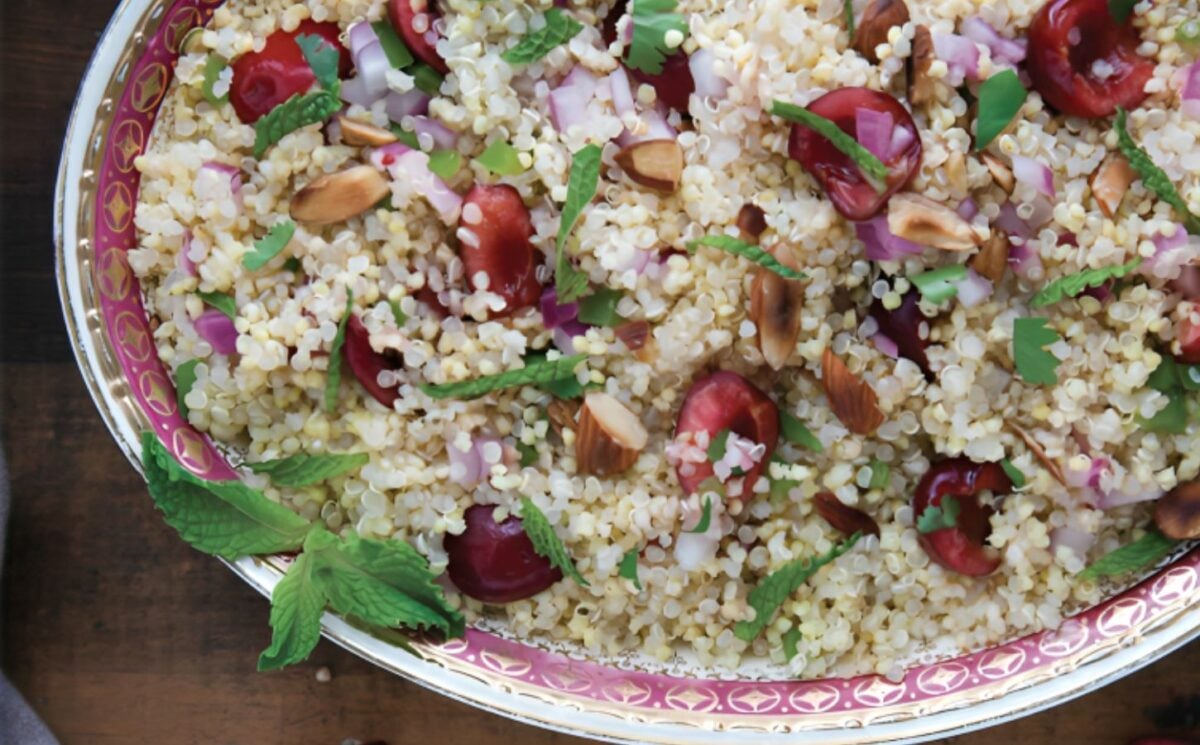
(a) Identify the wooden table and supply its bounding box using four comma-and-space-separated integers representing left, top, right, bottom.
1, 1, 1196, 743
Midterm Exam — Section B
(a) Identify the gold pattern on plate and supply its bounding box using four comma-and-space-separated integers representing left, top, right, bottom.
131, 62, 167, 112
112, 119, 145, 173
138, 369, 175, 416
112, 311, 153, 362
102, 182, 134, 232
96, 249, 133, 301
164, 7, 202, 52
171, 428, 214, 475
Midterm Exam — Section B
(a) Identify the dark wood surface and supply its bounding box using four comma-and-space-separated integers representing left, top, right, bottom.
0, 1, 1197, 743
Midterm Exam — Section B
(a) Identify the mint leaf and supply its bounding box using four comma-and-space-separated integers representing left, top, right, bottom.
1079, 527, 1176, 580
246, 452, 370, 488
734, 532, 861, 641
867, 458, 889, 490
520, 497, 588, 587
243, 220, 296, 271
706, 428, 731, 463
1108, 0, 1138, 23
1030, 258, 1142, 308
141, 431, 311, 559
476, 140, 526, 176
502, 8, 584, 65
686, 235, 807, 280
769, 476, 800, 503
295, 33, 341, 92
175, 359, 200, 419
372, 21, 414, 69
389, 298, 408, 326
782, 626, 803, 661
975, 69, 1027, 151
1115, 108, 1200, 235
1139, 389, 1189, 434
910, 264, 966, 304
258, 550, 327, 671
197, 290, 237, 320
577, 288, 624, 327
515, 440, 539, 467
626, 0, 688, 75
1013, 317, 1061, 385
916, 495, 961, 534
780, 411, 823, 452
421, 353, 587, 400
556, 145, 602, 303
769, 99, 888, 184
202, 55, 229, 106
325, 291, 353, 412
686, 494, 714, 534
390, 124, 421, 150
411, 63, 443, 95
427, 149, 462, 180
253, 90, 341, 159
1178, 19, 1200, 42
619, 547, 642, 590
1001, 458, 1027, 489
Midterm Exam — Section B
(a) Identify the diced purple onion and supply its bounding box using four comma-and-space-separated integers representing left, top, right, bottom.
689, 48, 730, 100
553, 319, 590, 354
347, 22, 391, 98
956, 197, 978, 221
539, 285, 580, 329
549, 66, 600, 133
1143, 224, 1200, 281
961, 17, 1027, 65
856, 215, 925, 261
608, 66, 636, 117
340, 75, 377, 108
887, 125, 914, 160
411, 116, 459, 150
395, 150, 462, 222
953, 268, 993, 308
1095, 485, 1164, 510
385, 88, 432, 121
1012, 155, 1056, 198
195, 309, 238, 355
196, 161, 244, 212
178, 229, 197, 277
1050, 525, 1095, 565
448, 433, 502, 488
1178, 60, 1200, 120
996, 201, 1032, 238
932, 32, 981, 86
855, 107, 895, 161
872, 332, 900, 358
369, 141, 412, 170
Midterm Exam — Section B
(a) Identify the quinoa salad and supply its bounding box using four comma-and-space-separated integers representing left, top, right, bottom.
128, 0, 1200, 678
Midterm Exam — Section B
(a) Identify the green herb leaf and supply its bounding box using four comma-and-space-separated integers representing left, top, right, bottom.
1013, 317, 1061, 386
1108, 0, 1138, 24
258, 550, 327, 671
1138, 389, 1189, 434
686, 235, 808, 280
1030, 258, 1143, 308
476, 140, 527, 176
1115, 108, 1200, 235
324, 291, 353, 412
916, 495, 961, 534
909, 264, 967, 304
769, 99, 888, 185
770, 477, 800, 503
867, 458, 889, 490
577, 288, 624, 326
974, 69, 1027, 151
141, 431, 311, 559
1001, 458, 1027, 489
389, 298, 408, 326
283, 257, 302, 273
427, 149, 462, 180
555, 145, 602, 303
523, 350, 595, 400
372, 21, 415, 69
243, 220, 296, 271
706, 428, 731, 463
1079, 527, 1177, 580
253, 90, 341, 159
197, 290, 237, 320
246, 452, 370, 488
411, 63, 443, 95
619, 548, 642, 590
1178, 19, 1200, 42
520, 497, 588, 587
780, 411, 824, 452
295, 33, 341, 92
501, 8, 584, 65
686, 494, 713, 534
515, 440, 539, 467
175, 359, 200, 419
782, 626, 803, 661
202, 55, 229, 106
421, 353, 588, 400
734, 532, 861, 641
390, 125, 422, 150
625, 0, 688, 75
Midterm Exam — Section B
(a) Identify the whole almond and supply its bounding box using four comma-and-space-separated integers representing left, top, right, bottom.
614, 320, 651, 352
821, 348, 885, 435
337, 115, 399, 147
1154, 479, 1200, 540
981, 152, 1015, 195
814, 491, 881, 538
888, 192, 981, 251
290, 165, 390, 225
1007, 421, 1067, 487
1090, 153, 1135, 219
970, 230, 1010, 284
854, 0, 911, 63
750, 245, 805, 370
908, 25, 936, 106
576, 392, 649, 476
614, 139, 684, 193
737, 204, 768, 241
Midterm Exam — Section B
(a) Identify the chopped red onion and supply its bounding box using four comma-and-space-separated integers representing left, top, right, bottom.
347, 22, 391, 98
887, 125, 914, 160
872, 332, 900, 358
411, 116, 459, 150
961, 17, 1027, 65
1095, 485, 1164, 510
539, 285, 580, 329
368, 141, 412, 170
953, 268, 993, 308
1012, 155, 1056, 198
608, 66, 636, 117
856, 215, 924, 261
448, 434, 503, 488
1143, 224, 1200, 281
553, 319, 590, 354
396, 149, 462, 222
1171, 265, 1200, 300
196, 161, 244, 212
855, 107, 895, 161
1050, 525, 1095, 565
178, 229, 197, 277
689, 48, 730, 100
340, 75, 377, 108
932, 32, 981, 86
1178, 61, 1200, 120
195, 309, 238, 355
385, 88, 431, 121
549, 66, 600, 133
956, 197, 978, 221
996, 201, 1032, 238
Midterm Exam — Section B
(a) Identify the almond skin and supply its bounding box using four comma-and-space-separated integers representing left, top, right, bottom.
290, 165, 390, 225
750, 245, 805, 370
614, 139, 684, 193
981, 152, 1015, 195
814, 491, 881, 538
737, 204, 768, 241
821, 348, 885, 435
888, 192, 981, 251
908, 25, 936, 106
614, 320, 651, 352
1154, 479, 1200, 540
1090, 153, 1135, 219
1007, 421, 1067, 487
970, 230, 1010, 284
854, 0, 911, 64
546, 399, 579, 438
337, 115, 399, 147
576, 392, 649, 476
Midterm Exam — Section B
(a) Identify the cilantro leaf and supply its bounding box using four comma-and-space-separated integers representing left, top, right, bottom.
141, 431, 311, 559
501, 8, 584, 65
295, 34, 341, 92
258, 550, 327, 671
421, 353, 587, 400
1079, 527, 1177, 580
734, 532, 861, 641
686, 494, 713, 534
780, 411, 823, 452
243, 220, 296, 271
619, 548, 642, 590
867, 458, 889, 490
427, 149, 462, 180
476, 140, 527, 176
1115, 108, 1200, 235
202, 55, 229, 106
197, 290, 237, 320
516, 440, 539, 467
706, 428, 731, 463
175, 359, 200, 419
975, 69, 1028, 151
769, 99, 888, 185
625, 0, 688, 76
389, 298, 408, 326
916, 495, 961, 534
770, 476, 800, 503
1001, 458, 1027, 489
246, 452, 370, 488
324, 291, 353, 412
577, 288, 624, 326
1108, 0, 1138, 23
909, 264, 967, 304
253, 91, 341, 158
1030, 258, 1142, 308
686, 235, 807, 280
371, 21, 414, 69
555, 145, 602, 302
1139, 389, 1189, 433
782, 626, 803, 661
1013, 317, 1061, 386
520, 497, 588, 587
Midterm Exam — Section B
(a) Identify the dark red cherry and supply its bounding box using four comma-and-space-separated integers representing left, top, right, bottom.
912, 458, 1013, 576
444, 504, 562, 603
673, 371, 779, 496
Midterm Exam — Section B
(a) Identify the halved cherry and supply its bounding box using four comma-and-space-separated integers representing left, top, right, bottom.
673, 371, 779, 496
342, 315, 401, 408
1176, 310, 1200, 364
870, 290, 934, 379
787, 87, 923, 221
459, 184, 542, 318
1026, 0, 1153, 118
601, 0, 694, 112
444, 504, 562, 603
389, 0, 448, 74
912, 458, 1013, 576
230, 20, 351, 124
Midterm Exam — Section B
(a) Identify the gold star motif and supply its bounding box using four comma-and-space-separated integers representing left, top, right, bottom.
166, 11, 198, 52
119, 322, 147, 357
98, 253, 131, 299
923, 666, 964, 690
113, 123, 143, 172
104, 185, 133, 231
667, 687, 711, 709
793, 687, 837, 710
174, 430, 213, 473
141, 372, 173, 415
132, 65, 166, 112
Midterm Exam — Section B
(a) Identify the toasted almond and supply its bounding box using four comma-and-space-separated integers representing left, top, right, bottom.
547, 399, 580, 438
970, 229, 1010, 284
814, 491, 882, 537
908, 25, 936, 106
576, 392, 649, 476
1154, 479, 1200, 540
981, 153, 1015, 195
290, 165, 390, 225
337, 115, 399, 147
614, 320, 651, 352
750, 245, 805, 370
1007, 421, 1067, 487
737, 204, 768, 241
887, 192, 981, 251
944, 150, 967, 197
1089, 153, 1135, 220
854, 0, 911, 64
614, 139, 684, 193
821, 348, 885, 435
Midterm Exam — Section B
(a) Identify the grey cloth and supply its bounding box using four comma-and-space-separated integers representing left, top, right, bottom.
0, 447, 60, 745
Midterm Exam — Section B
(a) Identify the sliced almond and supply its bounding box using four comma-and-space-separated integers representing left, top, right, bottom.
614, 320, 651, 352
336, 115, 399, 147
970, 229, 1010, 284
854, 0, 911, 64
981, 153, 1015, 195
821, 348, 885, 436
750, 245, 805, 370
1007, 421, 1067, 487
290, 165, 390, 225
944, 150, 967, 196
614, 139, 684, 193
576, 392, 649, 476
908, 25, 936, 106
1089, 153, 1135, 219
887, 192, 981, 251
737, 204, 768, 241
814, 491, 881, 537
1154, 479, 1200, 540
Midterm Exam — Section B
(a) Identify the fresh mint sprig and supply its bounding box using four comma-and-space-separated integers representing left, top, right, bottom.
175, 359, 200, 419
253, 35, 342, 159
780, 410, 823, 452
1079, 527, 1177, 580
1013, 317, 1061, 386
246, 452, 370, 488
1115, 108, 1200, 235
243, 220, 296, 271
556, 145, 602, 302
686, 494, 714, 534
619, 547, 642, 590
421, 353, 588, 400
324, 291, 353, 412
198, 290, 237, 320
769, 99, 888, 185
1030, 258, 1142, 308
519, 497, 589, 587
975, 70, 1027, 151
502, 8, 584, 65
916, 495, 961, 533
686, 235, 808, 280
